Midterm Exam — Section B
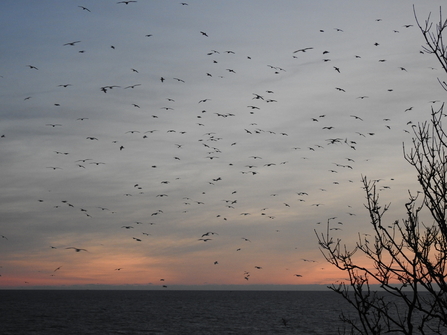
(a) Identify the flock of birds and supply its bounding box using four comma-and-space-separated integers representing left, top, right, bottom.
0, 2, 443, 288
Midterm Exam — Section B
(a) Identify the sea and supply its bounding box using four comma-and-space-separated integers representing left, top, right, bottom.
1, 290, 357, 335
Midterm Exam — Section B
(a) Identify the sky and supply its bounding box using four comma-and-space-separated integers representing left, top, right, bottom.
0, 0, 446, 290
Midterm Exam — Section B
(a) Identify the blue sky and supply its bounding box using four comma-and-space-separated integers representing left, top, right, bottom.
0, 0, 446, 289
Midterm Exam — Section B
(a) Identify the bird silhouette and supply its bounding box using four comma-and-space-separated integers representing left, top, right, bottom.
63, 41, 81, 46
124, 84, 141, 89
293, 47, 313, 53
66, 247, 88, 252
78, 6, 91, 12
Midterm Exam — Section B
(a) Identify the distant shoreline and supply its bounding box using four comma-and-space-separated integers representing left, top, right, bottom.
0, 284, 384, 291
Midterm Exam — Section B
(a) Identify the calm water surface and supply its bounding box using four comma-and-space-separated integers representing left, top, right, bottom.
1, 290, 354, 334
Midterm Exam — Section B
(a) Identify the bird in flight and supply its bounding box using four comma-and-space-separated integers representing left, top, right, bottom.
78, 6, 91, 12
64, 41, 81, 46
124, 84, 141, 89
201, 231, 218, 237
117, 1, 137, 4
293, 47, 313, 53
66, 247, 88, 252
350, 115, 363, 121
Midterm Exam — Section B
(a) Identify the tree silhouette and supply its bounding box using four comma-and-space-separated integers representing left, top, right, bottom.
316, 7, 447, 335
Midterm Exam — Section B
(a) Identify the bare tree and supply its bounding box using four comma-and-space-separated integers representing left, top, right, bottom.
316, 7, 447, 335
416, 5, 447, 91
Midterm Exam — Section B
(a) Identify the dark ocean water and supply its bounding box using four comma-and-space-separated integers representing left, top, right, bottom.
1, 290, 355, 334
